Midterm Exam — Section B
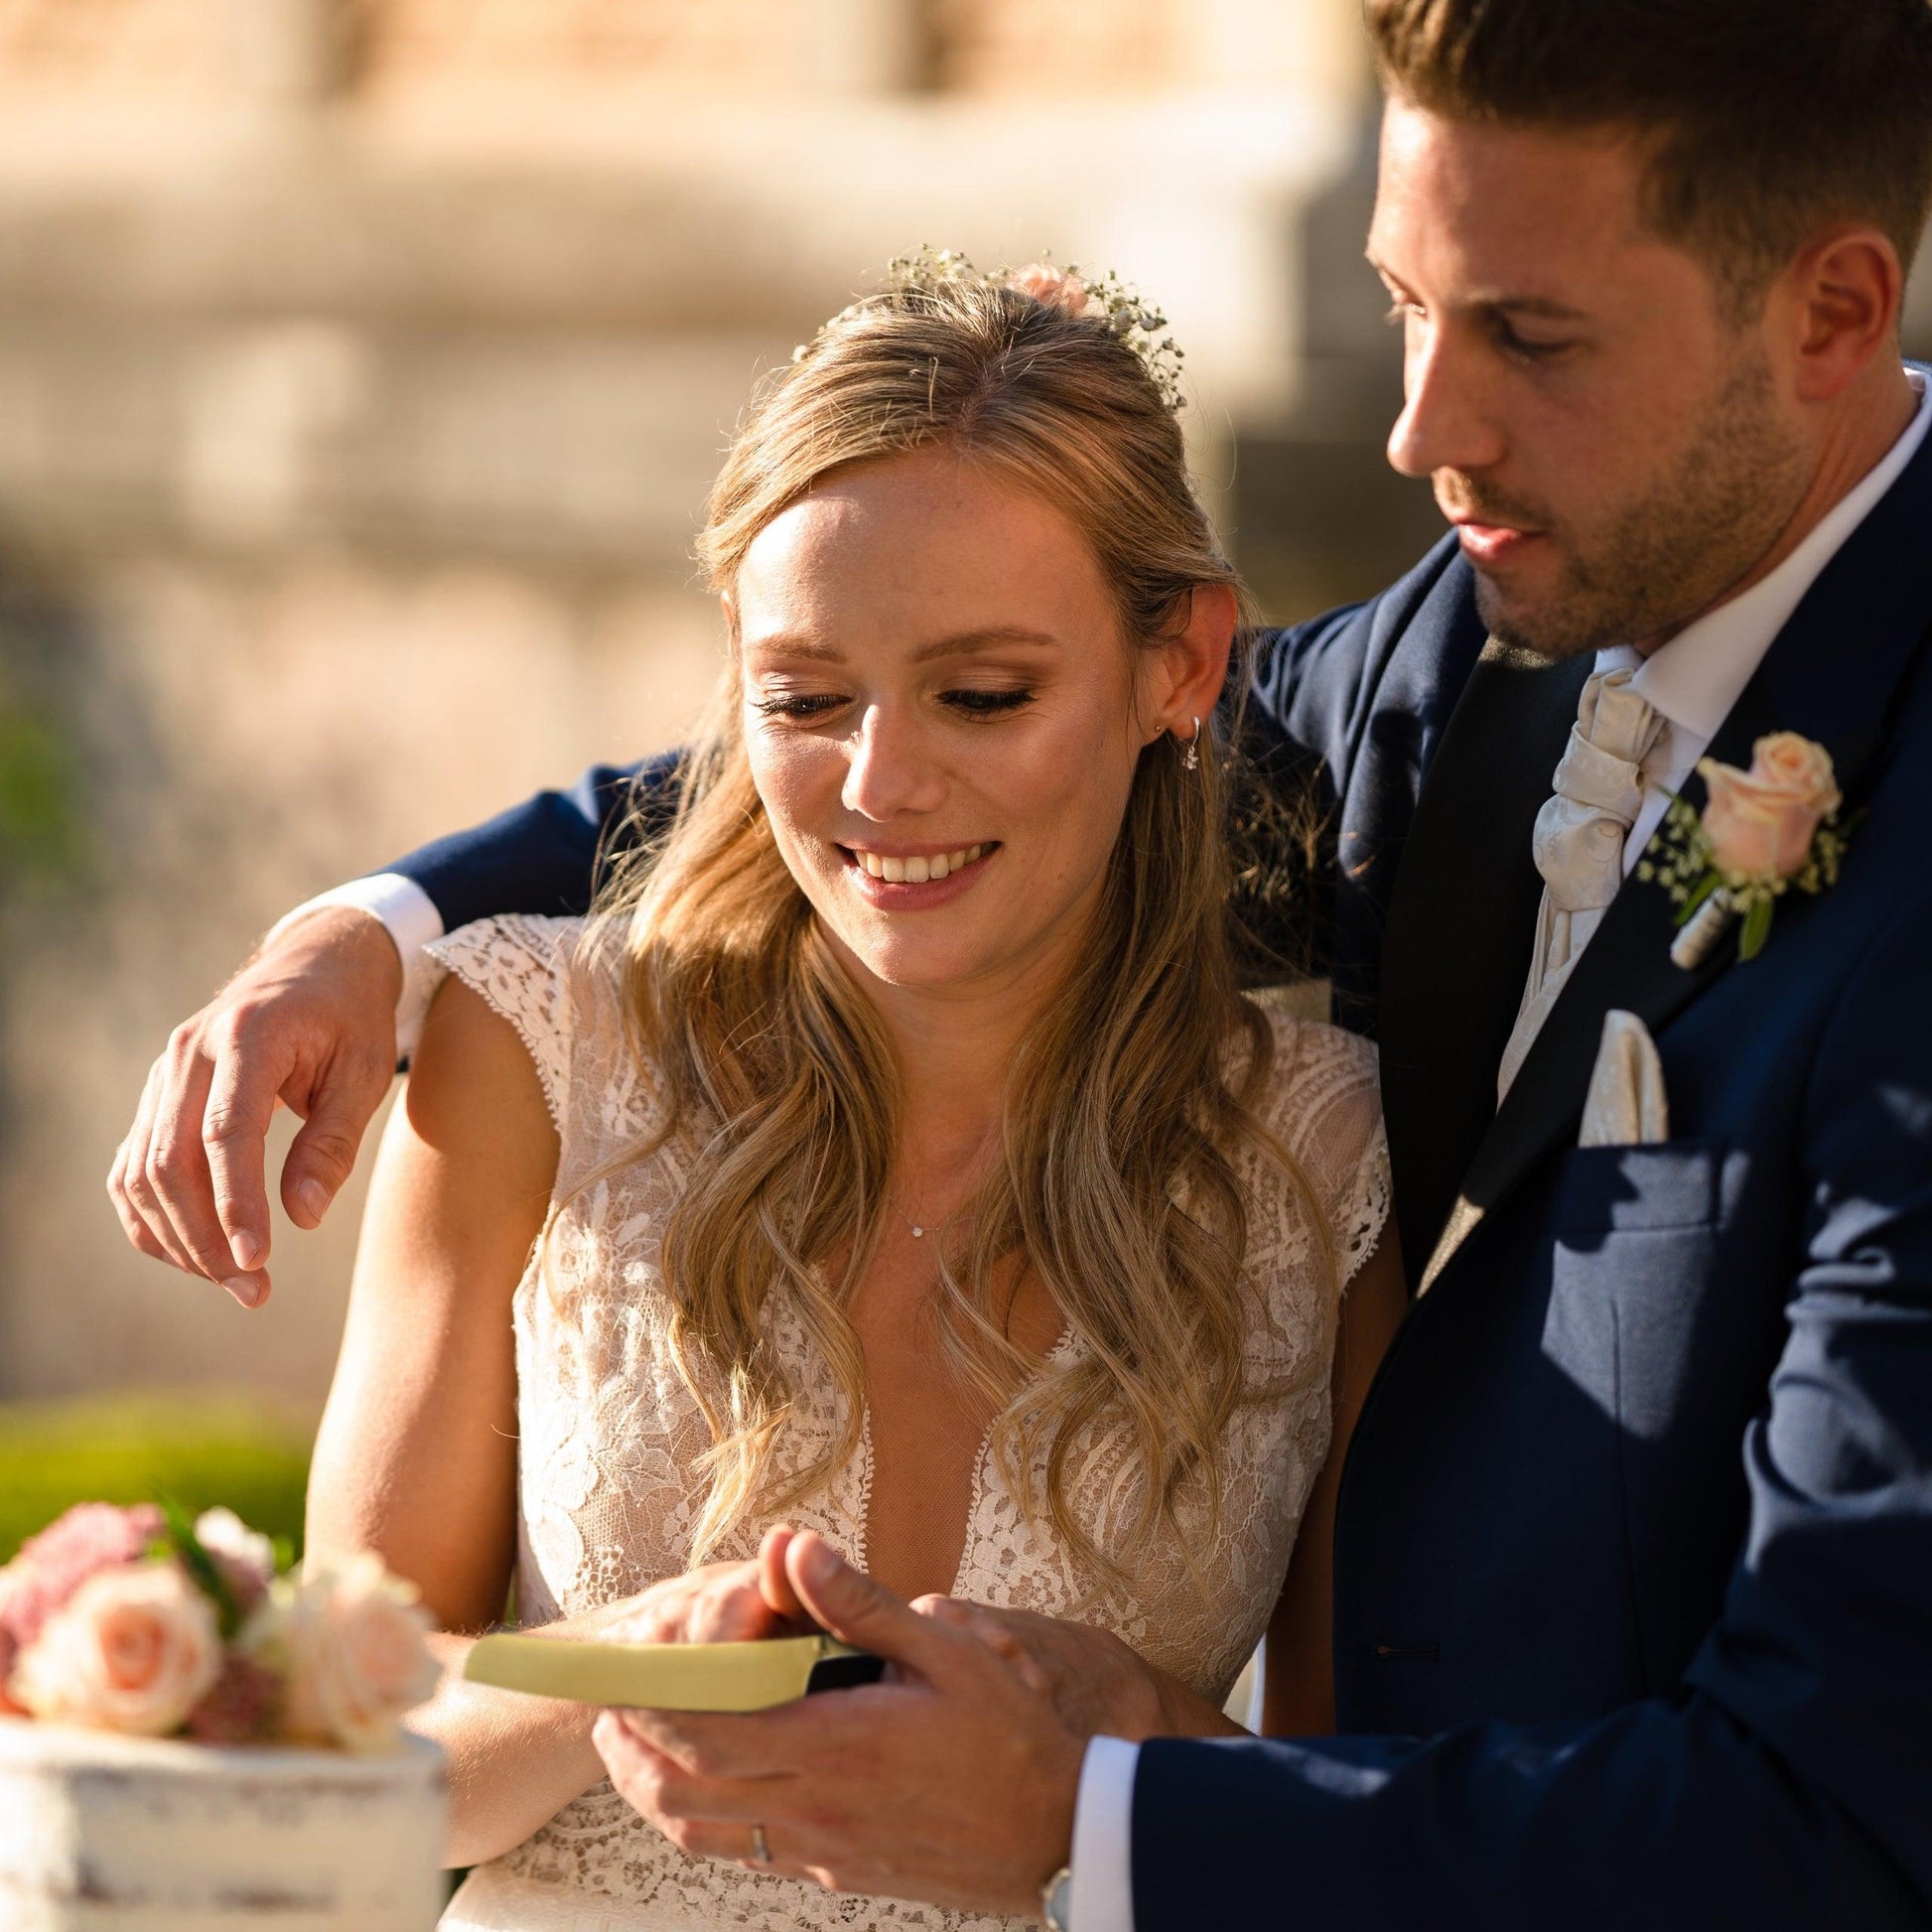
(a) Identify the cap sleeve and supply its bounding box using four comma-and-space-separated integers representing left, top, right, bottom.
424, 914, 586, 1133
1245, 996, 1392, 1296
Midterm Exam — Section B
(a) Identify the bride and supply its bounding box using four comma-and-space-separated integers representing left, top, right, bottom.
301, 252, 1405, 1930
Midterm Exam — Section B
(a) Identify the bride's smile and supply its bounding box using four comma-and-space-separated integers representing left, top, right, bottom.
839, 841, 993, 893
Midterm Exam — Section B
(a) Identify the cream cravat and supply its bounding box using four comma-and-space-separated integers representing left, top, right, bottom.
1495, 667, 1665, 1103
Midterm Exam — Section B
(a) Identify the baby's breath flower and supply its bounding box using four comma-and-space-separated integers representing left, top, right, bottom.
811, 245, 1189, 414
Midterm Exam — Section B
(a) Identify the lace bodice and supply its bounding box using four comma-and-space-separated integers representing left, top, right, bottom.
434, 915, 1389, 1932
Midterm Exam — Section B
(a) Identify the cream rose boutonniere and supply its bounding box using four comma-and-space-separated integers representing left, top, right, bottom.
1638, 733, 1857, 969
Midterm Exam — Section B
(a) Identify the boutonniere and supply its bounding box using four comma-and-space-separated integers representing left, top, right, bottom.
1637, 733, 1856, 970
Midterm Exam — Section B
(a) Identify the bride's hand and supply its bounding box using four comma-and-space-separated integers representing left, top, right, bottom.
911, 1596, 1244, 1742
605, 1526, 819, 1645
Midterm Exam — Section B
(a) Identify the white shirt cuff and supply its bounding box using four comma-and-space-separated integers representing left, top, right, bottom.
1069, 1735, 1140, 1932
267, 874, 449, 1061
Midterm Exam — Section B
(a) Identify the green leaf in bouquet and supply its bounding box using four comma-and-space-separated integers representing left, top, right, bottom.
159, 1496, 242, 1641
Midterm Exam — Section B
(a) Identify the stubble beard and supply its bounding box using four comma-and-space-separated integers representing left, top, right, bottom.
1469, 354, 1811, 662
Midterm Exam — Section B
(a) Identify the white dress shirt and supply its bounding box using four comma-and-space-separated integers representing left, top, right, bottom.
277, 371, 1930, 1932
265, 871, 448, 1058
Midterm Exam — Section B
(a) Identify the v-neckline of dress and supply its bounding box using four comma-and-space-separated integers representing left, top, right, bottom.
849, 1323, 1083, 1600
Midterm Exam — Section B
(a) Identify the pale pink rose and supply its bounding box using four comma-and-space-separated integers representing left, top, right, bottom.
10, 1561, 220, 1736
281, 1554, 439, 1755
1698, 734, 1841, 882
1009, 263, 1090, 317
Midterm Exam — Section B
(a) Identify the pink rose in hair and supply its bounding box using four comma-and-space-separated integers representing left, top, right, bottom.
11, 1561, 221, 1735
0, 1503, 165, 1657
1009, 263, 1090, 317
1698, 733, 1841, 882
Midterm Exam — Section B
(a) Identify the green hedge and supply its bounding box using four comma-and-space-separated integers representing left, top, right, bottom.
0, 1398, 312, 1566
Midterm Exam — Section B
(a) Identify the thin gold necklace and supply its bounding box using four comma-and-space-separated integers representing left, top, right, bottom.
893, 1128, 998, 1241
891, 1180, 984, 1242
894, 1197, 950, 1241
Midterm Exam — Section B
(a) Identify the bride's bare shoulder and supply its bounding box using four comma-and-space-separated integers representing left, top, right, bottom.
406, 965, 561, 1190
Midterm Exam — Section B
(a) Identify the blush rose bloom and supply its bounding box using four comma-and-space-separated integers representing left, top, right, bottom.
1698, 733, 1842, 882
279, 1554, 439, 1755
10, 1562, 220, 1736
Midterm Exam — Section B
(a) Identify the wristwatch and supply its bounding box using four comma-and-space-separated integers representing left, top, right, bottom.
1040, 1865, 1073, 1932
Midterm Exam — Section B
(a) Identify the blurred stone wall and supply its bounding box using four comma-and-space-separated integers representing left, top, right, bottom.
0, 0, 1394, 1406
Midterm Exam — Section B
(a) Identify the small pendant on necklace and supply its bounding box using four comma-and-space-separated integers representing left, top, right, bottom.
910, 1226, 924, 1239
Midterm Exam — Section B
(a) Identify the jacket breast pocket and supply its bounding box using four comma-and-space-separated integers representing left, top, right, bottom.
1543, 1142, 1730, 1443
1552, 1140, 1724, 1240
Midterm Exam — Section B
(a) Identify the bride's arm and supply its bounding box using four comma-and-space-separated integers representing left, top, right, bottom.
1262, 1231, 1409, 1736
306, 975, 617, 1865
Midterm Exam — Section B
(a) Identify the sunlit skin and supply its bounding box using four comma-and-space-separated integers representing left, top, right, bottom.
1372, 99, 1918, 658
736, 447, 1207, 1012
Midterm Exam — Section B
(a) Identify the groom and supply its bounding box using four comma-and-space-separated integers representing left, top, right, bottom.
110, 0, 1932, 1924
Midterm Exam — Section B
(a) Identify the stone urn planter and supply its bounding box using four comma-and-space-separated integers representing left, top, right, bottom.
0, 1718, 448, 1931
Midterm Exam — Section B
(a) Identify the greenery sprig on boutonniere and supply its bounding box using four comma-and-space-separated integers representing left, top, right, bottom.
1637, 732, 1856, 968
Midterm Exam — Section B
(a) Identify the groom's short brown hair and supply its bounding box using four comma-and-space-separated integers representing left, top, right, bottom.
1366, 0, 1932, 311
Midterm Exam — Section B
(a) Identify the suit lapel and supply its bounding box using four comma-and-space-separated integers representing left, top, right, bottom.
1421, 395, 1932, 1293
1378, 639, 1591, 1283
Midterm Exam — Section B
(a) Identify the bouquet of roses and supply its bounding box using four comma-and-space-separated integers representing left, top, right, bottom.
0, 1501, 439, 1753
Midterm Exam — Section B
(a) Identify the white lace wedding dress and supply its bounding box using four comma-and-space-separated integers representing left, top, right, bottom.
432, 914, 1389, 1932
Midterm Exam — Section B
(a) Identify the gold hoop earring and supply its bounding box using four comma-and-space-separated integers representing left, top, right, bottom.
1181, 716, 1202, 771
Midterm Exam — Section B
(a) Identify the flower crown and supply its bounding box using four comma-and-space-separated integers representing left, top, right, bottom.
793, 245, 1188, 414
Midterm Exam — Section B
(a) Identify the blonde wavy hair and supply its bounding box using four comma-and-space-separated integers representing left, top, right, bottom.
579, 262, 1326, 1587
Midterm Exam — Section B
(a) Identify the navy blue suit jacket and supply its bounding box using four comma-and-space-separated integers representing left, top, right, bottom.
387, 408, 1932, 1928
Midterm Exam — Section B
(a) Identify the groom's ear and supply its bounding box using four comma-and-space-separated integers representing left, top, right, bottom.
1780, 225, 1906, 405
1146, 583, 1238, 744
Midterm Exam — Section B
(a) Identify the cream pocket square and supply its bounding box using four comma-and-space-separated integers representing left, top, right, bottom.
1580, 1010, 1670, 1148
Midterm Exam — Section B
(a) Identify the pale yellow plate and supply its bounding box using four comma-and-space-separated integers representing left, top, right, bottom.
464, 1631, 882, 1711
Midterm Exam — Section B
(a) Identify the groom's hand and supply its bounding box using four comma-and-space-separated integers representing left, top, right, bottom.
917, 1596, 1244, 1743
592, 1528, 1087, 1917
107, 905, 401, 1307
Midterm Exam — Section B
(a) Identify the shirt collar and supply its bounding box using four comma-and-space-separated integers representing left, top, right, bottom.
1601, 366, 1932, 743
